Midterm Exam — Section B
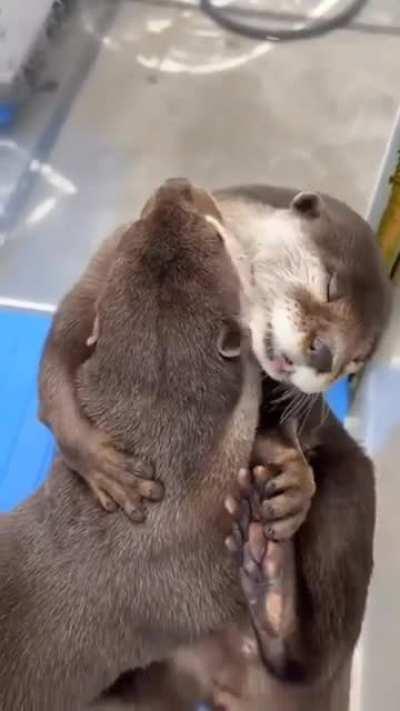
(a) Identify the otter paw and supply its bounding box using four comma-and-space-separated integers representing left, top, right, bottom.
239, 448, 315, 541
253, 455, 315, 541
225, 468, 298, 640
226, 470, 293, 637
63, 427, 163, 520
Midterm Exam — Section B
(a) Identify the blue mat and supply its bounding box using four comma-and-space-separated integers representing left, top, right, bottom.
0, 309, 349, 513
325, 378, 349, 424
0, 310, 55, 512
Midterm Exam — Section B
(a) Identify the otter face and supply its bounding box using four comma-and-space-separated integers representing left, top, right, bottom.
248, 192, 391, 394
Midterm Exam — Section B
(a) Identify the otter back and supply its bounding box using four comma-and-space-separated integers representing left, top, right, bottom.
0, 179, 261, 710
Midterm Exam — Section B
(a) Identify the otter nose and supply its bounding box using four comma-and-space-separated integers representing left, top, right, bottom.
308, 338, 333, 374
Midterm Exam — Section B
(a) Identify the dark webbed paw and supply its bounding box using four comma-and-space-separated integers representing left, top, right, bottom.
225, 468, 292, 638
255, 454, 315, 541
225, 453, 315, 675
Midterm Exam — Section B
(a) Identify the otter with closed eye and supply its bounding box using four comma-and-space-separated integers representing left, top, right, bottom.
214, 184, 390, 394
0, 180, 262, 710
39, 184, 390, 516
37, 182, 389, 711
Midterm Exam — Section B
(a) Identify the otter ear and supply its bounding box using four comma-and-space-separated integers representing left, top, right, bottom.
86, 314, 100, 347
290, 191, 323, 218
218, 321, 242, 359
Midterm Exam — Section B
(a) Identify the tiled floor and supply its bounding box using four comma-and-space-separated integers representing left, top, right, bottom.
0, 1, 400, 708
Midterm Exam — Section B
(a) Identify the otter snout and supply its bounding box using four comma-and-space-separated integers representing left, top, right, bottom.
307, 338, 333, 374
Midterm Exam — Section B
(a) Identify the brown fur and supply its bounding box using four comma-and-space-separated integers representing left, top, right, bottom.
120, 388, 374, 711
36, 181, 377, 710
214, 383, 375, 709
111, 390, 374, 711
216, 184, 391, 378
38, 223, 167, 520
0, 179, 262, 709
39, 183, 389, 514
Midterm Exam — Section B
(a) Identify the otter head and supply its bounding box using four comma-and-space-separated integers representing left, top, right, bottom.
79, 178, 258, 461
249, 191, 391, 394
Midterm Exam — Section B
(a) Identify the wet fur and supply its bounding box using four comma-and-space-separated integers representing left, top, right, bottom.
119, 186, 379, 709
120, 386, 374, 711
159, 185, 380, 709
36, 183, 380, 709
0, 182, 262, 709
216, 185, 390, 392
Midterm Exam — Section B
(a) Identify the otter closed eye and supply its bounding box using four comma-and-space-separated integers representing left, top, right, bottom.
215, 184, 391, 396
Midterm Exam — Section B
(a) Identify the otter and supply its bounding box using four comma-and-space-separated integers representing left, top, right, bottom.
36, 182, 390, 709
39, 184, 390, 517
0, 180, 262, 710
214, 184, 389, 394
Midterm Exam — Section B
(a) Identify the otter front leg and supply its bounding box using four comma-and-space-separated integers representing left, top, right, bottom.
39, 226, 164, 520
225, 434, 316, 682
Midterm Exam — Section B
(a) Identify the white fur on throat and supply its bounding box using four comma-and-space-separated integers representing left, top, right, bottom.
215, 200, 334, 394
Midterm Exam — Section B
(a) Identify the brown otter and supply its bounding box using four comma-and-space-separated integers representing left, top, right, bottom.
169, 184, 389, 711
99, 397, 374, 711
37, 182, 389, 709
39, 184, 390, 517
0, 179, 262, 709
214, 184, 390, 393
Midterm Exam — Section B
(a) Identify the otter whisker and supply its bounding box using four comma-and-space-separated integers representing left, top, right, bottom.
298, 393, 318, 434
295, 394, 310, 427
279, 393, 298, 423
294, 393, 311, 425
292, 393, 308, 422
280, 390, 304, 424
271, 385, 296, 406
320, 396, 330, 427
